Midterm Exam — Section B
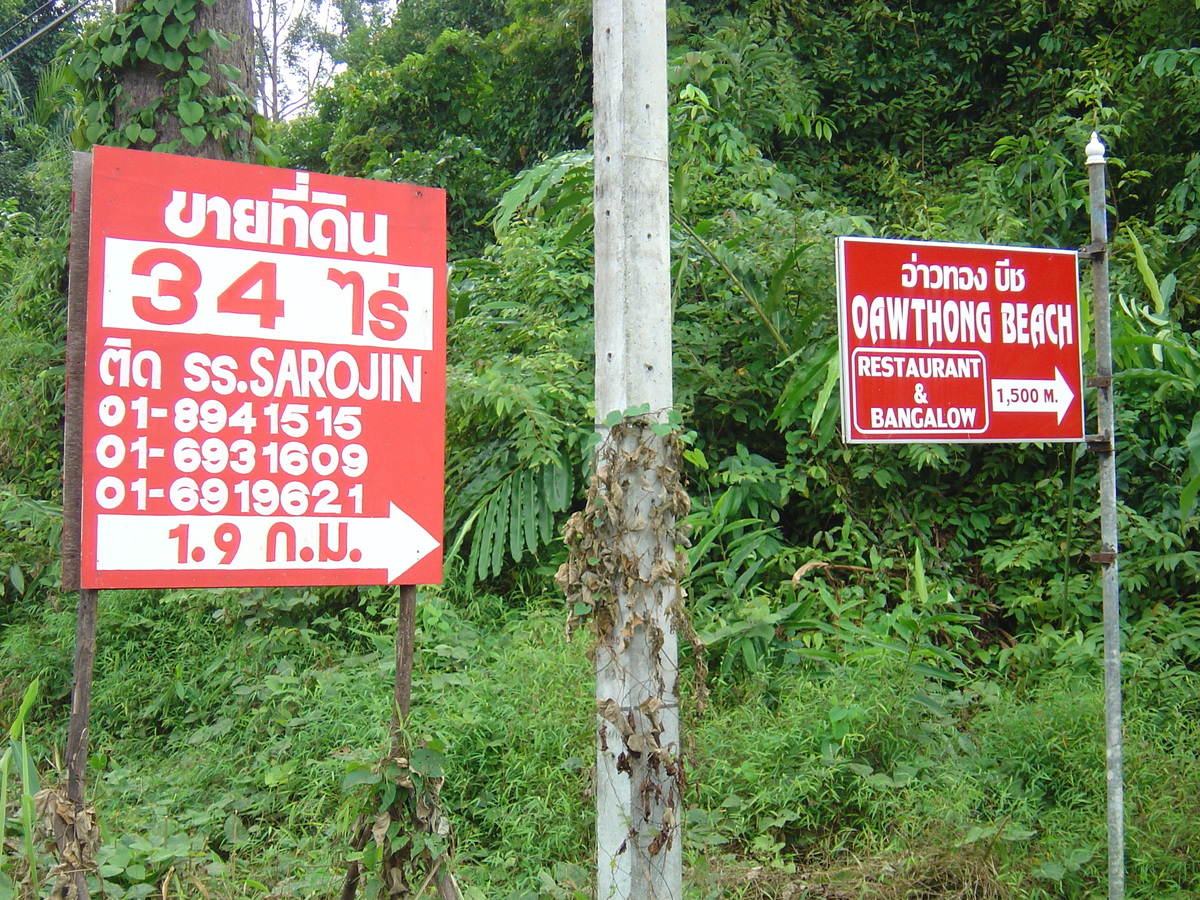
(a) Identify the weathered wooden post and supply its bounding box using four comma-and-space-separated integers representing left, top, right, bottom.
591, 0, 683, 897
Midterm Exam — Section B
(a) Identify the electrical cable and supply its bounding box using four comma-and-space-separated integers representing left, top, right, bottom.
0, 0, 85, 65
0, 0, 61, 46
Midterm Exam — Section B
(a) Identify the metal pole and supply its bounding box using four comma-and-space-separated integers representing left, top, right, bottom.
1085, 131, 1124, 900
592, 0, 682, 897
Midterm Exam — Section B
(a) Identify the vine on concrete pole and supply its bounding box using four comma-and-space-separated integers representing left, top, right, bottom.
565, 0, 686, 896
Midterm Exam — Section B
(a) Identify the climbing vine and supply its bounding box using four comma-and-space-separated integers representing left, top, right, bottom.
67, 0, 264, 159
557, 412, 707, 707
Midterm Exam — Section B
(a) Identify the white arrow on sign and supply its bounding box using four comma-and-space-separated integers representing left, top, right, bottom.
990, 368, 1075, 423
96, 502, 439, 583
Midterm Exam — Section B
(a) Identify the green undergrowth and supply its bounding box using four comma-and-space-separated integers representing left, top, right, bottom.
1, 585, 1198, 899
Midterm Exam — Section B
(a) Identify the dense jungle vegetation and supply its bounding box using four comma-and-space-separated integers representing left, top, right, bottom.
3, 0, 1200, 896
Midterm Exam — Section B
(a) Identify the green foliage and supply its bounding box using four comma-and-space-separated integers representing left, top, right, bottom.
283, 0, 590, 253
443, 214, 592, 584
0, 132, 71, 617
67, 0, 265, 158
0, 680, 41, 900
3, 0, 1200, 893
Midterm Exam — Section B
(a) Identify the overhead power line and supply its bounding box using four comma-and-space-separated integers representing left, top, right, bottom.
0, 0, 60, 44
0, 0, 86, 65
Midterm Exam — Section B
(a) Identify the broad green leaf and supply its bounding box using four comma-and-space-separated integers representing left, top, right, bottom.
809, 352, 839, 437
1128, 228, 1164, 316
162, 21, 190, 49
181, 124, 207, 146
912, 541, 928, 605
8, 564, 24, 595
410, 747, 446, 778
522, 468, 538, 553
140, 14, 164, 41
341, 767, 381, 792
178, 100, 205, 125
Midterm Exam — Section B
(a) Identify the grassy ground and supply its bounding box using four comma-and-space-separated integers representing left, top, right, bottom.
1, 585, 1198, 898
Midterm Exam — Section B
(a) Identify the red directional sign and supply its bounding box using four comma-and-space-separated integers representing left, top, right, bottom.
837, 236, 1084, 443
78, 146, 446, 588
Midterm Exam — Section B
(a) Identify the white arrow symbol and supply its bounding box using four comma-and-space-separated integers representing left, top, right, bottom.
95, 502, 440, 583
990, 368, 1075, 423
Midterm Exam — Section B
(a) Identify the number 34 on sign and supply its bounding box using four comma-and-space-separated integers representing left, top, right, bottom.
75, 146, 447, 589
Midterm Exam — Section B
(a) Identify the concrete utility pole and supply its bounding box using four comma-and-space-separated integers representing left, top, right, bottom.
591, 0, 682, 898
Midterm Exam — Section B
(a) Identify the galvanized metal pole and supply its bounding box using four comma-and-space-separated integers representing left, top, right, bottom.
1085, 131, 1125, 900
592, 0, 682, 897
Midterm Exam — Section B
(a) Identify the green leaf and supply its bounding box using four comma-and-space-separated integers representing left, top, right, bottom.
224, 813, 247, 846
163, 50, 185, 71
178, 100, 205, 125
263, 761, 296, 785
162, 21, 190, 49
1128, 228, 1165, 316
490, 478, 510, 577
140, 14, 164, 41
509, 472, 525, 561
8, 564, 24, 595
409, 748, 446, 778
181, 124, 207, 146
1181, 471, 1200, 516
188, 31, 214, 54
809, 352, 839, 438
522, 469, 538, 554
187, 69, 211, 87
912, 541, 928, 605
341, 767, 381, 792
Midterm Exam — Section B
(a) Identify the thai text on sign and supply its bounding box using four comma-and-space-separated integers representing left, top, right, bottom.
837, 237, 1085, 443
78, 146, 447, 588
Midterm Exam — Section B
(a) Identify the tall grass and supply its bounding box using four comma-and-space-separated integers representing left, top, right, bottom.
0, 586, 1197, 898
1, 679, 41, 898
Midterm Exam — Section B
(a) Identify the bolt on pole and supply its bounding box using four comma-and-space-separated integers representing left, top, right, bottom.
1085, 131, 1125, 900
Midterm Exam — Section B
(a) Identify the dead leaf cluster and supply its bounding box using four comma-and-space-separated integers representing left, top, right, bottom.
34, 787, 99, 900
341, 755, 457, 900
555, 418, 707, 707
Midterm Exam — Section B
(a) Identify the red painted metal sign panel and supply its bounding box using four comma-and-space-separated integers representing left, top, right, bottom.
79, 146, 446, 587
837, 236, 1085, 444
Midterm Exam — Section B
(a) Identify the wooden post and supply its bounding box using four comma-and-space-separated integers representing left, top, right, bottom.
592, 0, 683, 897
61, 150, 97, 900
392, 584, 417, 754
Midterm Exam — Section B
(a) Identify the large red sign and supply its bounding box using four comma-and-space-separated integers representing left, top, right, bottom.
837, 237, 1084, 443
79, 146, 446, 588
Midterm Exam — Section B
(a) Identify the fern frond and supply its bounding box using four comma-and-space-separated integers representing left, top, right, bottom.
454, 456, 576, 584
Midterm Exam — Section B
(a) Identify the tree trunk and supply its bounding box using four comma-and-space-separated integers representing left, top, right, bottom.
113, 0, 256, 160
56, 4, 258, 897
